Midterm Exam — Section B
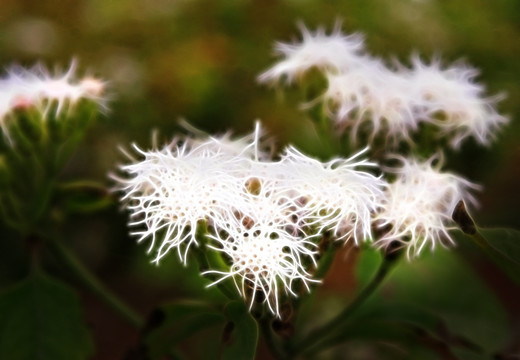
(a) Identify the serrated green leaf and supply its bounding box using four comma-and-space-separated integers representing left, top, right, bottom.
144, 301, 225, 360
0, 272, 94, 360
221, 301, 258, 360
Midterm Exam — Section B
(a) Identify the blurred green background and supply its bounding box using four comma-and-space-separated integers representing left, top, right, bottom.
0, 0, 519, 359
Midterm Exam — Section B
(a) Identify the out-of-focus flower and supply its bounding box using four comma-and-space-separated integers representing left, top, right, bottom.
277, 147, 386, 243
260, 24, 508, 150
0, 60, 105, 142
324, 60, 416, 145
374, 155, 480, 258
405, 56, 508, 148
258, 22, 365, 84
205, 178, 319, 317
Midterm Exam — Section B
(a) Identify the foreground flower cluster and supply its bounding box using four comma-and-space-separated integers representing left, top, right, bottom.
112, 23, 504, 316
259, 23, 508, 148
114, 122, 478, 315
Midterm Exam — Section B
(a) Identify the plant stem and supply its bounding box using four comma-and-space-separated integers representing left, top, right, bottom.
295, 257, 396, 356
260, 318, 287, 360
48, 237, 144, 328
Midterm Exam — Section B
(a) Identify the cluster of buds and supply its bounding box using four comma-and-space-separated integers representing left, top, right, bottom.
0, 62, 106, 231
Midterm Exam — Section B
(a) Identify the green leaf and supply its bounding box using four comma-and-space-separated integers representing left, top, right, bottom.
0, 272, 94, 360
476, 228, 520, 265
144, 301, 225, 360
56, 181, 114, 214
221, 301, 258, 360
454, 228, 520, 285
356, 244, 383, 285
379, 249, 509, 356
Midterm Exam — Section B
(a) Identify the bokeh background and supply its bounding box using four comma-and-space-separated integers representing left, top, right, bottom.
0, 0, 519, 359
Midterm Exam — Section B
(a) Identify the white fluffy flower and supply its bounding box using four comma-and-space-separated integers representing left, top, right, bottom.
0, 60, 105, 142
204, 178, 319, 317
374, 155, 480, 258
114, 140, 248, 264
258, 23, 365, 84
113, 123, 273, 264
324, 60, 416, 145
405, 56, 508, 148
277, 147, 386, 243
259, 24, 508, 149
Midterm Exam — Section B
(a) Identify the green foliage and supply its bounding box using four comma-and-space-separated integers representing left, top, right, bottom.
221, 301, 258, 360
0, 271, 94, 360
144, 301, 225, 359
55, 180, 114, 214
378, 249, 509, 357
0, 101, 100, 233
454, 227, 520, 286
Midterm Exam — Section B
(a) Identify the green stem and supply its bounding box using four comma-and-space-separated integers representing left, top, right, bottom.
193, 245, 236, 300
295, 257, 396, 356
260, 318, 287, 360
193, 222, 236, 300
48, 237, 144, 328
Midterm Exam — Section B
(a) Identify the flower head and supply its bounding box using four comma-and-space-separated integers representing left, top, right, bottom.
113, 124, 270, 264
204, 178, 319, 317
0, 60, 105, 142
324, 60, 416, 145
277, 147, 386, 243
258, 22, 365, 84
405, 56, 508, 148
374, 155, 480, 258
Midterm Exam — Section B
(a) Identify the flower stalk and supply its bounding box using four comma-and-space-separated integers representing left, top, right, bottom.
48, 236, 144, 328
294, 253, 399, 356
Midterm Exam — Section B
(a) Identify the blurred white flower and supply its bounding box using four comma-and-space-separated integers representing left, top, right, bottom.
405, 56, 508, 148
374, 155, 480, 258
258, 22, 365, 84
204, 178, 319, 317
324, 60, 417, 145
277, 147, 386, 243
260, 23, 508, 149
0, 60, 105, 142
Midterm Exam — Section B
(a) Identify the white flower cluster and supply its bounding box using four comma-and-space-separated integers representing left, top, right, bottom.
259, 24, 507, 148
114, 123, 386, 316
0, 60, 105, 143
115, 121, 480, 314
